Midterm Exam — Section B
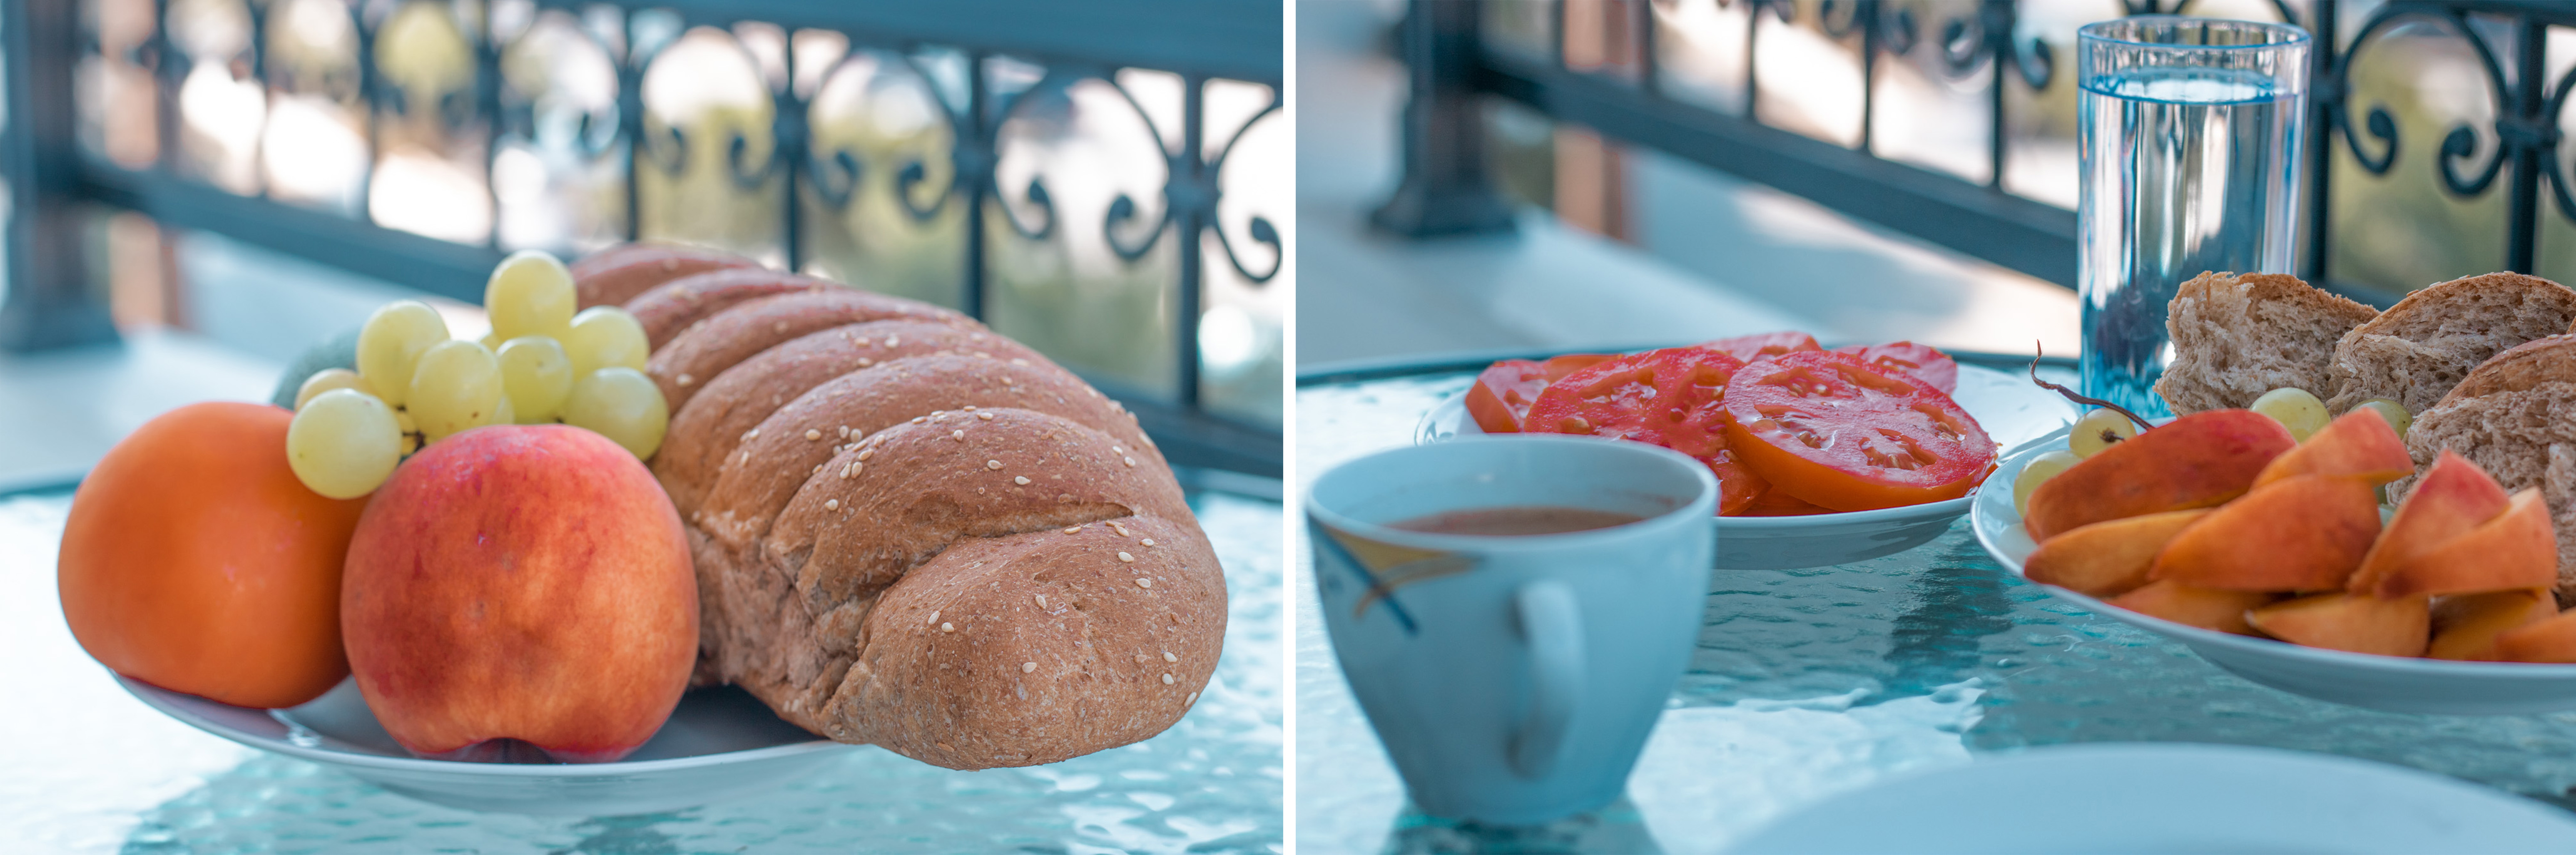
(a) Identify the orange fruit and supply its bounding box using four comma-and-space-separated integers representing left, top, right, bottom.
58, 401, 366, 708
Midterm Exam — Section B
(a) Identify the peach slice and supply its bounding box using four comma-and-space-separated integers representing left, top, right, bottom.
2492, 609, 2576, 664
2245, 593, 2431, 657
2348, 450, 2513, 595
2148, 474, 2381, 592
2023, 409, 2295, 542
2024, 509, 2213, 597
2428, 589, 2559, 661
2106, 580, 2277, 636
2252, 408, 2414, 488
2369, 489, 2559, 599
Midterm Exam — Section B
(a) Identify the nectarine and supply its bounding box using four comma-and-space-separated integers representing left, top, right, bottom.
2251, 409, 2412, 487
2370, 489, 2559, 599
2107, 580, 2277, 636
2349, 450, 2512, 595
2023, 409, 2294, 541
2428, 589, 2557, 661
2148, 474, 2381, 592
2245, 593, 2430, 657
2024, 509, 2210, 597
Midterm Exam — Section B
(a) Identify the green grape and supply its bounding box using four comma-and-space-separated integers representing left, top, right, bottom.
497, 336, 575, 423
562, 306, 650, 378
408, 340, 505, 442
355, 301, 450, 408
492, 391, 516, 427
2068, 408, 2141, 458
2354, 398, 2411, 438
485, 250, 577, 341
2014, 448, 2082, 516
294, 368, 376, 410
563, 367, 669, 459
286, 389, 402, 499
394, 408, 421, 456
2251, 387, 2331, 442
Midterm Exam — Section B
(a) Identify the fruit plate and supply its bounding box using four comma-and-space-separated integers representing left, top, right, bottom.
119, 675, 855, 815
1725, 742, 2576, 854
1973, 427, 2576, 715
1417, 363, 2078, 570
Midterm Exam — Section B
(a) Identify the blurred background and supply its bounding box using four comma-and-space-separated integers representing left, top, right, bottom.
0, 0, 1284, 491
1301, 0, 2576, 369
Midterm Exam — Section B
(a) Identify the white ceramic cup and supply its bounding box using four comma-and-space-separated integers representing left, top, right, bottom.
1307, 435, 1717, 824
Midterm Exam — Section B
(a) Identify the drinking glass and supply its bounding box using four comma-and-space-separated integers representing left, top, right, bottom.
2078, 16, 2311, 418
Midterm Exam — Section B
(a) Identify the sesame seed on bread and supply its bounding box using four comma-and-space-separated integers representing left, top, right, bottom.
625, 268, 836, 350
569, 242, 759, 310
646, 289, 981, 412
2154, 272, 2378, 415
2326, 272, 2576, 415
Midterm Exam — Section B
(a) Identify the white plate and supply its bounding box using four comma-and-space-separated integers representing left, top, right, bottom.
1419, 363, 2078, 570
121, 675, 854, 815
1974, 428, 2576, 715
1727, 743, 2576, 854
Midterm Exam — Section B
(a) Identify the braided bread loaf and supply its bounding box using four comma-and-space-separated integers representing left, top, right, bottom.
580, 245, 1227, 770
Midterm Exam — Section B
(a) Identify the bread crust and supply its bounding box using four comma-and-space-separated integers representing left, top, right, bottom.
647, 290, 981, 411
627, 268, 836, 350
2327, 272, 2576, 413
2155, 271, 2378, 414
570, 243, 759, 310
2432, 334, 2576, 405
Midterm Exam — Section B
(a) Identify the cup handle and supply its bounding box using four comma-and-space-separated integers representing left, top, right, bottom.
1508, 580, 1583, 779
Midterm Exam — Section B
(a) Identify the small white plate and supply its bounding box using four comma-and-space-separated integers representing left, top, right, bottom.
1727, 743, 2576, 854
121, 675, 855, 815
1974, 428, 2576, 715
1419, 363, 2077, 570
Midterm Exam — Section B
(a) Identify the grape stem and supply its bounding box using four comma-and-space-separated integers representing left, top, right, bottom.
2028, 341, 2154, 430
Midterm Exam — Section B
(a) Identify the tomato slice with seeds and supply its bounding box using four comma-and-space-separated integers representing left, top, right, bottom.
1831, 341, 1958, 394
1464, 354, 1618, 432
1697, 331, 1821, 363
1721, 350, 1995, 512
1523, 348, 1767, 514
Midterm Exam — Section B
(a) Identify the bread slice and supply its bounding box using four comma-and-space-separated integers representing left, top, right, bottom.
2326, 272, 2576, 415
2155, 272, 2379, 415
2400, 335, 2576, 601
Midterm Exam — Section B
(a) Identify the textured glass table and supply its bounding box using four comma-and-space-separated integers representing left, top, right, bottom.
0, 487, 1282, 854
1296, 365, 2576, 855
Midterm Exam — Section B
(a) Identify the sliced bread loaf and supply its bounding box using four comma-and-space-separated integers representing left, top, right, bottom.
2326, 272, 2576, 415
2155, 271, 2379, 414
2400, 335, 2576, 600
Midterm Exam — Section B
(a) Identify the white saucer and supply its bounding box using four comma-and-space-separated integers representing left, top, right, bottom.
1727, 743, 2576, 854
121, 675, 855, 815
1419, 363, 2076, 570
1974, 428, 2576, 715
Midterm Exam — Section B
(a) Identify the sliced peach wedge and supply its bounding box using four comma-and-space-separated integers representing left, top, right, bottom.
2023, 409, 2295, 542
2251, 408, 2414, 488
2024, 509, 2212, 598
2368, 489, 2559, 599
2148, 473, 2381, 592
2107, 580, 2278, 636
2493, 609, 2576, 664
2347, 450, 2512, 596
2428, 589, 2559, 661
2245, 592, 2431, 657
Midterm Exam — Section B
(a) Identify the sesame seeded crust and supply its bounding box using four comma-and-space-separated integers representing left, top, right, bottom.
652, 321, 1045, 516
625, 268, 837, 350
568, 242, 760, 310
693, 357, 1161, 549
647, 290, 984, 411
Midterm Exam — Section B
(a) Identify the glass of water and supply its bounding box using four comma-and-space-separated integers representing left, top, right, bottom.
2078, 16, 2311, 418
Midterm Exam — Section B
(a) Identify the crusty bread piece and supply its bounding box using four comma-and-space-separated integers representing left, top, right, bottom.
647, 289, 981, 411
627, 268, 836, 350
2155, 272, 2378, 414
651, 321, 1045, 516
2326, 272, 2576, 414
2399, 335, 2576, 601
570, 242, 759, 310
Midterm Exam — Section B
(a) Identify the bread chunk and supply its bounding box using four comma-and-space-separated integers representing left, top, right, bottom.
626, 268, 835, 350
570, 242, 758, 309
2402, 336, 2576, 600
2154, 272, 2377, 415
2327, 272, 2576, 414
653, 321, 1045, 516
647, 290, 981, 411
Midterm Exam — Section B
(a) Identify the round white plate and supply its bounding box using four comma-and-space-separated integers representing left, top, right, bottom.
121, 675, 854, 815
1419, 363, 2077, 570
1974, 427, 2576, 715
1727, 743, 2576, 854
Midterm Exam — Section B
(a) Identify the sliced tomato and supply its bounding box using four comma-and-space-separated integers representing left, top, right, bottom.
1523, 348, 1767, 513
1832, 341, 1958, 394
1721, 350, 1995, 512
1738, 487, 1833, 517
1541, 353, 1615, 380
1697, 331, 1822, 363
1466, 360, 1548, 432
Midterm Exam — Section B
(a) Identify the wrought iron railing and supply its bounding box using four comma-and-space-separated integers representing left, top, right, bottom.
1378, 0, 2576, 307
0, 0, 1283, 478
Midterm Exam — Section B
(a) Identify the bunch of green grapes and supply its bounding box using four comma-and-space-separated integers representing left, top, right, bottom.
283, 251, 670, 499
2010, 388, 2414, 515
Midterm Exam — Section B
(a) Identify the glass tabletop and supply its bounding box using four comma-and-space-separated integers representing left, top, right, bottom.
1295, 368, 2576, 855
0, 487, 1282, 854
